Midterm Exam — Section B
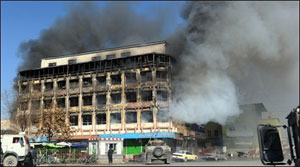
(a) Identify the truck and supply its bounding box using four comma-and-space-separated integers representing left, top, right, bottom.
0, 133, 33, 167
257, 106, 300, 167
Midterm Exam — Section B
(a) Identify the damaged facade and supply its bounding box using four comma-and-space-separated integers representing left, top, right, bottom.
17, 41, 201, 158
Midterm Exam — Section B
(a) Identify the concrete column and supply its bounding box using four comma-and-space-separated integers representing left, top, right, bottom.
79, 76, 83, 129
121, 72, 126, 130
152, 69, 157, 128
27, 81, 33, 135
106, 72, 111, 131
65, 77, 70, 125
136, 69, 141, 130
40, 80, 45, 129
92, 74, 97, 132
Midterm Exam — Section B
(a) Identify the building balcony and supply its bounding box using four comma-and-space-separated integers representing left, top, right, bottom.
95, 85, 107, 92
82, 87, 93, 93
56, 89, 66, 96
69, 88, 79, 94
43, 90, 54, 97
126, 102, 139, 108
111, 85, 122, 90
69, 107, 79, 113
82, 105, 93, 111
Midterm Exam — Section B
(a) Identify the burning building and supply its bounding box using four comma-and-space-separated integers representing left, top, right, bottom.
17, 41, 202, 158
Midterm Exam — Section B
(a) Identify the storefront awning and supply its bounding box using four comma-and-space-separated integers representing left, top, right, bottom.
99, 132, 175, 139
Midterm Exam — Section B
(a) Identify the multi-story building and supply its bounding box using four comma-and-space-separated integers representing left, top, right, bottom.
17, 41, 200, 157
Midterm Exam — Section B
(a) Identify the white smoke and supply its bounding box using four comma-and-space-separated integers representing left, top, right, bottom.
169, 1, 299, 125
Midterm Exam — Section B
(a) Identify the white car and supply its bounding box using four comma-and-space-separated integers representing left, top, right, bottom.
172, 150, 198, 162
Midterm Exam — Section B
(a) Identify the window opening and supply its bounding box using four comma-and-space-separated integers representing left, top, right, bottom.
82, 115, 92, 125
111, 93, 121, 104
125, 92, 137, 103
141, 111, 153, 123
126, 112, 137, 123
141, 90, 152, 101
96, 113, 106, 125
110, 113, 121, 124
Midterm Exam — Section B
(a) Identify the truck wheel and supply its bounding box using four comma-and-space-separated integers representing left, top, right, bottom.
3, 155, 18, 167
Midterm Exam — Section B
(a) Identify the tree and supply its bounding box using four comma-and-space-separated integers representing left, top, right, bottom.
37, 107, 73, 142
1, 89, 21, 131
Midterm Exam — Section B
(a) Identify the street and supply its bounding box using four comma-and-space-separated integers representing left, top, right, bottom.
39, 159, 265, 166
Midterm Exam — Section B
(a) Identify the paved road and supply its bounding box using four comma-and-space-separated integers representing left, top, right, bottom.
39, 159, 265, 166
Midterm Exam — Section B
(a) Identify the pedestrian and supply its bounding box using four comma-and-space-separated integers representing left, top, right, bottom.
30, 146, 37, 167
107, 145, 114, 164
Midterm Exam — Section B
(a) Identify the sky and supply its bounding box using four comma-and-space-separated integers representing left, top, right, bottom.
1, 1, 185, 118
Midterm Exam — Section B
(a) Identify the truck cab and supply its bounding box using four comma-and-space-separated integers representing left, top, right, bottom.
1, 134, 32, 167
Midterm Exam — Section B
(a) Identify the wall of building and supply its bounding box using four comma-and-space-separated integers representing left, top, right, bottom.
18, 53, 187, 138
41, 42, 166, 68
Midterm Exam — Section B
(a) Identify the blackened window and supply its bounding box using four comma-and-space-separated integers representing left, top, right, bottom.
126, 112, 137, 123
141, 71, 152, 82
83, 96, 92, 106
57, 98, 65, 108
69, 97, 78, 107
121, 52, 130, 58
48, 62, 57, 67
107, 54, 116, 60
110, 113, 121, 124
141, 90, 152, 101
44, 99, 52, 108
157, 90, 168, 101
57, 81, 66, 89
33, 84, 41, 92
208, 130, 211, 137
82, 115, 92, 125
70, 116, 78, 126
21, 85, 29, 93
157, 109, 169, 122
20, 101, 28, 110
96, 113, 106, 124
97, 94, 106, 106
68, 59, 77, 65
156, 71, 167, 81
45, 82, 53, 91
83, 78, 92, 87
69, 79, 79, 89
111, 93, 121, 104
125, 72, 136, 84
96, 76, 106, 86
214, 130, 219, 137
92, 56, 101, 61
126, 92, 137, 103
111, 75, 121, 85
141, 111, 153, 123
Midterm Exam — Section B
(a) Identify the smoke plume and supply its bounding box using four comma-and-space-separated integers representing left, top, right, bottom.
169, 1, 299, 124
16, 2, 299, 125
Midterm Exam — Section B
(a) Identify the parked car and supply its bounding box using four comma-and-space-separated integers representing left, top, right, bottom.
202, 151, 227, 161
145, 140, 171, 164
172, 150, 198, 162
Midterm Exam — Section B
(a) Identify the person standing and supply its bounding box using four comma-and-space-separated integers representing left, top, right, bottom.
107, 145, 114, 164
29, 146, 36, 167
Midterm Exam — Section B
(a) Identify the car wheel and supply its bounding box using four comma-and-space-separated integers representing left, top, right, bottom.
3, 155, 18, 167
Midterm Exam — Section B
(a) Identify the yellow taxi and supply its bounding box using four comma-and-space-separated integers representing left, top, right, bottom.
172, 150, 198, 162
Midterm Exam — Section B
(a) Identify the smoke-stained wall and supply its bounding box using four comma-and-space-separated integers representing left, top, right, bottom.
16, 2, 299, 126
